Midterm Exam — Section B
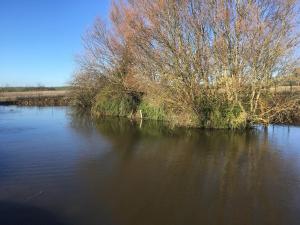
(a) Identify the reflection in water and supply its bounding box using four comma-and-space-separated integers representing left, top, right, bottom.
0, 106, 299, 225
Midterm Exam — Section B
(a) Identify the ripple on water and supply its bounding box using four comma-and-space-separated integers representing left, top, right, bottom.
0, 106, 299, 225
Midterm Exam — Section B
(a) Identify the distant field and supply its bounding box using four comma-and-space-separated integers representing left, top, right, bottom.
0, 86, 70, 92
0, 90, 69, 103
0, 86, 298, 104
1, 85, 299, 93
270, 85, 300, 92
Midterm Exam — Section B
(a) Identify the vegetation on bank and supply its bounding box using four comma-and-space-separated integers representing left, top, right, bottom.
71, 0, 300, 129
3, 96, 70, 106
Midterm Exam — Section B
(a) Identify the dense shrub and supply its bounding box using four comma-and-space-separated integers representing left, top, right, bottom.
91, 88, 135, 118
70, 72, 103, 109
137, 100, 166, 121
72, 0, 300, 129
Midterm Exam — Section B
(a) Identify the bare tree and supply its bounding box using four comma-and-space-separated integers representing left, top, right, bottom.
74, 0, 300, 127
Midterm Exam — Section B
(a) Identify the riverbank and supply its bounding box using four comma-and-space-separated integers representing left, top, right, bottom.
1, 88, 299, 126
0, 90, 70, 106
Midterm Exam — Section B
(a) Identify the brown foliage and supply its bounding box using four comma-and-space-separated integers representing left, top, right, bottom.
74, 0, 300, 127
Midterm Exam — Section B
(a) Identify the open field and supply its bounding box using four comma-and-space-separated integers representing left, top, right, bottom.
0, 86, 70, 92
0, 90, 69, 101
0, 86, 299, 106
270, 85, 300, 93
0, 90, 70, 106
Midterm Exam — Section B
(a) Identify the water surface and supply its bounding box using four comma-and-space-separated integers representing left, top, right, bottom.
0, 106, 299, 225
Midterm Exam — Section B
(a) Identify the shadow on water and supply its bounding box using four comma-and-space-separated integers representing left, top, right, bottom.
0, 201, 69, 225
68, 116, 300, 225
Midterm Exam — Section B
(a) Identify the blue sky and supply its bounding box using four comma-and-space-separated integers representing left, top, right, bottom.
0, 1, 299, 87
0, 0, 110, 87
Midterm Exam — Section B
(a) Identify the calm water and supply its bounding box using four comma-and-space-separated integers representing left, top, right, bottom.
0, 106, 300, 225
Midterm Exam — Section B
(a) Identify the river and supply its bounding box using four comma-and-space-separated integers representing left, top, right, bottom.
0, 106, 299, 225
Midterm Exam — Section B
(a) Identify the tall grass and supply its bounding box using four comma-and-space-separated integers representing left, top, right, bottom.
137, 101, 166, 121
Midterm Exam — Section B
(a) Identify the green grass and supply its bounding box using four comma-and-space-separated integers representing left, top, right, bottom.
91, 92, 135, 118
137, 101, 166, 121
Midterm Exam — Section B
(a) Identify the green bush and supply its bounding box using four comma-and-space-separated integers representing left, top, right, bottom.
196, 96, 247, 129
92, 89, 135, 118
92, 96, 132, 117
138, 101, 166, 121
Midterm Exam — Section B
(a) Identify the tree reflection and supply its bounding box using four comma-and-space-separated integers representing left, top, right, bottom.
68, 115, 300, 225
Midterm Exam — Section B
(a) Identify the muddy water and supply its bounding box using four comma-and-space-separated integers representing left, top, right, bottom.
0, 106, 299, 225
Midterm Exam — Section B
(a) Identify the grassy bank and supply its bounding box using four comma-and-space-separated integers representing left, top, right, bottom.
71, 80, 300, 128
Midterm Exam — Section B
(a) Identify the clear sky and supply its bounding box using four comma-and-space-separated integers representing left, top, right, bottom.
0, 1, 299, 87
0, 0, 110, 87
